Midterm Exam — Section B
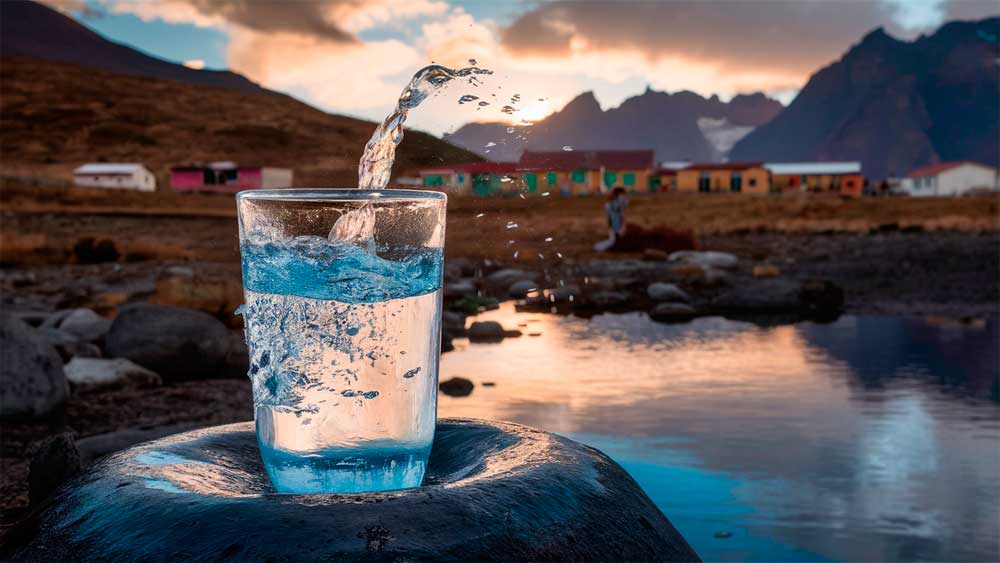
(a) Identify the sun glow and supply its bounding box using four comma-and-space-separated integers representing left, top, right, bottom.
512, 99, 553, 122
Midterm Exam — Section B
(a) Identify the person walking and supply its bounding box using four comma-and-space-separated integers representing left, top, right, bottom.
594, 187, 628, 251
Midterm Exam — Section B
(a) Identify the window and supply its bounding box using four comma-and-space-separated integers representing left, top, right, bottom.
422, 175, 444, 186
604, 171, 617, 187
524, 173, 538, 192
203, 169, 217, 185
698, 172, 711, 193
572, 170, 586, 183
623, 172, 636, 186
457, 174, 465, 183
546, 172, 557, 186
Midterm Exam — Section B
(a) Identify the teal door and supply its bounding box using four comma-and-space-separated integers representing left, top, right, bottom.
524, 173, 538, 193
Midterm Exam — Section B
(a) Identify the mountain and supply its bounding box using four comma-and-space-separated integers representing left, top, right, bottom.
0, 0, 266, 93
0, 56, 478, 187
730, 18, 1000, 179
446, 89, 783, 163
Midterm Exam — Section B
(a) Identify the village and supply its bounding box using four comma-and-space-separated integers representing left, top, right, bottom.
66, 153, 1000, 199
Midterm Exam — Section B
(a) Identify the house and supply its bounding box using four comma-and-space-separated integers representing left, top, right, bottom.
903, 161, 998, 197
516, 150, 657, 196
170, 162, 293, 193
766, 162, 864, 196
420, 162, 519, 196
654, 162, 691, 192
676, 162, 770, 194
72, 163, 156, 192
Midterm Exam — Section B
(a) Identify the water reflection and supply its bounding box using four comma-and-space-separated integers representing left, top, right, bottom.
439, 305, 1000, 562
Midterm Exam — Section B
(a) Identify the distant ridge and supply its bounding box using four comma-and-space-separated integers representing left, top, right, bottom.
0, 0, 266, 94
446, 89, 783, 163
730, 18, 1000, 179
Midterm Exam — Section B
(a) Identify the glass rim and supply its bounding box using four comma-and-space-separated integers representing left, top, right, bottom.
235, 188, 447, 202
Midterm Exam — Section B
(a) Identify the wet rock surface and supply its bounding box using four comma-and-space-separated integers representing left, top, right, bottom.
0, 314, 68, 421
64, 357, 161, 393
4, 420, 701, 562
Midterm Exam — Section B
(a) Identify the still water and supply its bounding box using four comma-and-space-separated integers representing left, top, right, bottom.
439, 304, 1000, 562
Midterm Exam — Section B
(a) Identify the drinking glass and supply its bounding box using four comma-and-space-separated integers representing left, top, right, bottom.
235, 189, 446, 493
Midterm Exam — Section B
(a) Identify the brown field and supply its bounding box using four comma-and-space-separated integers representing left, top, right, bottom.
1, 182, 997, 266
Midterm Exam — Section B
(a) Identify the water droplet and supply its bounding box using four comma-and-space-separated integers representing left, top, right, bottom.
537, 252, 544, 259
506, 127, 515, 133
513, 250, 519, 259
544, 237, 553, 242
475, 212, 485, 218
512, 93, 521, 101
403, 367, 421, 379
506, 221, 519, 229
468, 58, 477, 66
518, 193, 525, 199
541, 191, 550, 197
478, 101, 490, 107
500, 176, 512, 183
458, 94, 479, 104
234, 304, 246, 315
501, 105, 517, 114
562, 145, 573, 151
485, 141, 497, 148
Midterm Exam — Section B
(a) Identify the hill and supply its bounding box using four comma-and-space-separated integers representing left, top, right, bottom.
0, 1, 268, 94
730, 18, 1000, 179
446, 89, 783, 162
0, 57, 478, 187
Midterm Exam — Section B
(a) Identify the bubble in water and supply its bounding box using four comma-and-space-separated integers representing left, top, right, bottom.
544, 237, 553, 242
501, 105, 517, 114
329, 202, 376, 254
562, 146, 573, 151
477, 101, 490, 107
475, 212, 485, 218
518, 193, 525, 199
468, 58, 477, 66
506, 221, 519, 229
499, 176, 512, 183
458, 94, 479, 104
541, 191, 550, 197
485, 141, 497, 148
506, 127, 515, 134
513, 250, 519, 259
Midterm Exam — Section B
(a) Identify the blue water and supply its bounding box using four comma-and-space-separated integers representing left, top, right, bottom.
440, 306, 1000, 562
240, 236, 443, 493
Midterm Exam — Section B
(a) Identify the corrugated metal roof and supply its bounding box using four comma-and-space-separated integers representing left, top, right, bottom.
765, 162, 861, 175
518, 150, 655, 171
73, 163, 147, 174
682, 161, 764, 171
908, 161, 994, 178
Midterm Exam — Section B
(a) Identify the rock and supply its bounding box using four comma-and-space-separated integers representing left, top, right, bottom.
64, 358, 161, 393
590, 290, 628, 308
485, 268, 534, 286
42, 328, 102, 362
0, 314, 68, 421
105, 304, 231, 381
467, 321, 506, 342
800, 279, 845, 318
752, 264, 781, 279
669, 250, 739, 270
546, 285, 580, 303
508, 279, 539, 298
642, 248, 669, 261
164, 266, 194, 278
5, 420, 700, 562
439, 377, 474, 397
649, 303, 699, 323
28, 432, 80, 505
702, 267, 730, 286
75, 423, 203, 466
670, 263, 706, 281
713, 279, 802, 313
440, 331, 455, 353
443, 279, 477, 300
441, 311, 467, 334
647, 282, 690, 302
583, 259, 662, 278
148, 277, 243, 319
57, 308, 112, 343
222, 331, 250, 378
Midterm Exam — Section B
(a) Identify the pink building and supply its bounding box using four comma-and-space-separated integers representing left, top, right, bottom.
169, 162, 293, 193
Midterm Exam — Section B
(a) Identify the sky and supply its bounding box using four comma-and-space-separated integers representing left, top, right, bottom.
47, 0, 1000, 136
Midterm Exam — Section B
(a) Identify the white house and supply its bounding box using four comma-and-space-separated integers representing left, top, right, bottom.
903, 161, 998, 197
73, 163, 157, 192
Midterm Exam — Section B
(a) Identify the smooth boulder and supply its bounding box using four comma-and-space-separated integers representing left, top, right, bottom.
669, 251, 739, 270
467, 321, 506, 342
0, 314, 68, 420
649, 303, 698, 323
647, 282, 691, 302
57, 309, 112, 343
439, 376, 474, 397
4, 419, 700, 562
64, 358, 161, 393
105, 304, 230, 381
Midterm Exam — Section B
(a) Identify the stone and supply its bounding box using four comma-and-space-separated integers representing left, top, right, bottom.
669, 250, 739, 270
64, 358, 161, 393
4, 420, 700, 562
105, 304, 231, 381
0, 314, 68, 421
57, 308, 112, 343
647, 282, 690, 303
441, 311, 467, 334
642, 248, 669, 261
752, 264, 781, 279
222, 331, 250, 378
546, 285, 580, 303
467, 321, 506, 342
28, 432, 80, 505
670, 263, 706, 281
443, 279, 477, 300
76, 424, 203, 466
800, 279, 845, 318
440, 331, 455, 353
439, 376, 474, 397
485, 268, 535, 286
702, 267, 730, 286
164, 266, 194, 278
649, 303, 698, 323
590, 290, 628, 308
508, 279, 539, 298
713, 279, 801, 313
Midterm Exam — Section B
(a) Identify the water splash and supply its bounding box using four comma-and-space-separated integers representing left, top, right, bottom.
358, 63, 493, 191
458, 94, 480, 104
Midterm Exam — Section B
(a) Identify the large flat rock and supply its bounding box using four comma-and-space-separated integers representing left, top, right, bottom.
4, 419, 700, 562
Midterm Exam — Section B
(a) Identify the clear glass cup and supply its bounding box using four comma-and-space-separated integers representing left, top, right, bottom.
235, 189, 446, 493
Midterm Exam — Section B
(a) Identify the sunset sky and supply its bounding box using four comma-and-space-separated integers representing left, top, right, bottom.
46, 0, 999, 135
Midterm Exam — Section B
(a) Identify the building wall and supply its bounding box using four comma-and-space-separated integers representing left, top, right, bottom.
937, 165, 998, 196
170, 170, 205, 190
74, 171, 155, 191
772, 172, 864, 195
676, 170, 699, 192
742, 168, 770, 194
260, 167, 293, 189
